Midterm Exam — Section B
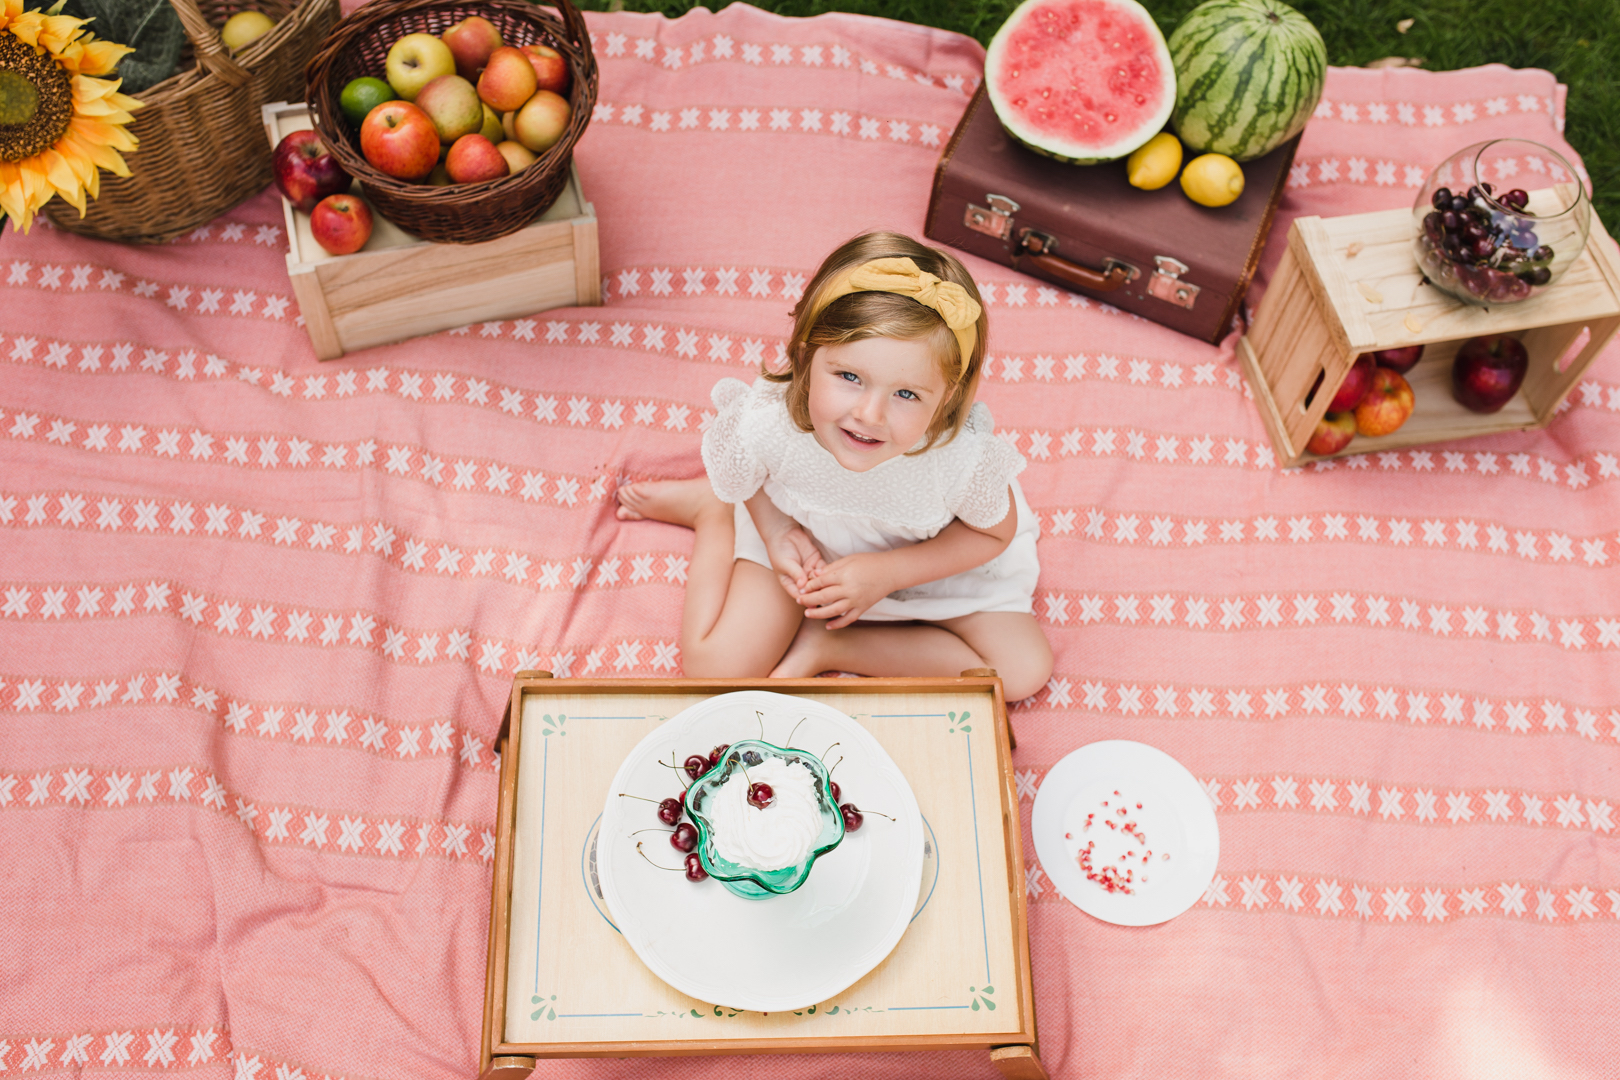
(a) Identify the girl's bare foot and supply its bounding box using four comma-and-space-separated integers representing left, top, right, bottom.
615, 477, 728, 526
769, 619, 836, 678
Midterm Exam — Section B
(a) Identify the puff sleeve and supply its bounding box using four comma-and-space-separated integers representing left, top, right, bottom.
700, 377, 771, 503
946, 403, 1026, 529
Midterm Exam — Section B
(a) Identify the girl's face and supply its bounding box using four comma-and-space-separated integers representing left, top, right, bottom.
806, 335, 949, 472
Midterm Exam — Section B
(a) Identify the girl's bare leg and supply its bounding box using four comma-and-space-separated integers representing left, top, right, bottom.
771, 611, 1053, 701
616, 479, 803, 676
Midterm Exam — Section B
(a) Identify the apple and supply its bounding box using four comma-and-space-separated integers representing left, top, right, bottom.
445, 134, 510, 184
478, 102, 504, 143
496, 139, 536, 174
441, 15, 503, 80
415, 74, 484, 143
512, 89, 571, 153
1452, 334, 1529, 413
1329, 353, 1376, 412
478, 46, 539, 113
427, 163, 452, 187
310, 193, 373, 256
1367, 344, 1425, 375
271, 130, 350, 214
521, 42, 571, 96
360, 101, 440, 180
501, 110, 518, 141
386, 33, 457, 101
1354, 367, 1415, 437
1306, 411, 1356, 456
221, 10, 274, 50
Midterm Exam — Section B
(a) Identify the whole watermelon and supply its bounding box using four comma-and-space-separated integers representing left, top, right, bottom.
1168, 0, 1326, 162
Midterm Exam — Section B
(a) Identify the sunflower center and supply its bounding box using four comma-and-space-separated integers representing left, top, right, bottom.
0, 31, 73, 163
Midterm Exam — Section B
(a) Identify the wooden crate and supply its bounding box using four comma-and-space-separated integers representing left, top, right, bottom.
1238, 204, 1620, 467
260, 102, 600, 361
479, 673, 1048, 1080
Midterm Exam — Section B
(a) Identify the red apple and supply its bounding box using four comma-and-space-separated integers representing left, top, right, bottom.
478, 45, 539, 113
1329, 353, 1376, 412
1367, 344, 1425, 374
512, 89, 571, 153
1354, 367, 1415, 437
445, 133, 510, 184
441, 15, 503, 80
1307, 411, 1356, 456
310, 193, 373, 255
521, 42, 571, 96
271, 129, 350, 214
360, 101, 440, 180
1452, 334, 1529, 413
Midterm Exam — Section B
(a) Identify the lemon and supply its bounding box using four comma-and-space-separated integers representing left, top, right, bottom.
1126, 132, 1182, 191
1180, 153, 1245, 208
220, 11, 274, 51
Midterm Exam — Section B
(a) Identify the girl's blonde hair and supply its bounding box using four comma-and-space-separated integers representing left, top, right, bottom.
764, 231, 988, 453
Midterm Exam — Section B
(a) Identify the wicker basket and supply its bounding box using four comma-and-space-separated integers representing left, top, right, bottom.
44, 0, 339, 244
305, 0, 597, 245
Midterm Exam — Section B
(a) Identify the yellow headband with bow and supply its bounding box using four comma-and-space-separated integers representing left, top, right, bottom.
807, 257, 982, 377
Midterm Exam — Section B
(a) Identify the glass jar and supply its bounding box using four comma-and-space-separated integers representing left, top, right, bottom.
1413, 138, 1591, 306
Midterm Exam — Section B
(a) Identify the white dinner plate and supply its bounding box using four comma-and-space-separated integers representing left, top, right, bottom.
596, 691, 924, 1012
1031, 740, 1219, 927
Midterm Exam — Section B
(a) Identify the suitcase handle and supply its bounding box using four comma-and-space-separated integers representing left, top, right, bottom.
1017, 231, 1131, 292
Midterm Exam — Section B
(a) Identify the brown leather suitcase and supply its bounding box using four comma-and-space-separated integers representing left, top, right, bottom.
925, 85, 1298, 344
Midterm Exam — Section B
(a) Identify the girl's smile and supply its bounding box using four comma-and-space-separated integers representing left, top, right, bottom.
806, 336, 948, 472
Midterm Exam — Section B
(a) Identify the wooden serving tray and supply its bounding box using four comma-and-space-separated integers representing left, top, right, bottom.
479, 674, 1046, 1080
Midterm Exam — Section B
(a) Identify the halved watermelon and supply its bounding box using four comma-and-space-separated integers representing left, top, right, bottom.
985, 0, 1176, 165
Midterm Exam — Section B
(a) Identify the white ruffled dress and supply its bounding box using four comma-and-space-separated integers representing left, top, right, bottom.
700, 377, 1040, 622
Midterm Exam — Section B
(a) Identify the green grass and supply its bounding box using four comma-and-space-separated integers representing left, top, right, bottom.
582, 0, 1618, 227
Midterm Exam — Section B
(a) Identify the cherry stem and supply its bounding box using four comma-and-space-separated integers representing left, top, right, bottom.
828, 755, 844, 776
658, 754, 692, 789
820, 741, 841, 762
631, 827, 675, 837
848, 806, 897, 821
618, 792, 660, 804
635, 841, 681, 872
756, 710, 766, 740
786, 716, 809, 748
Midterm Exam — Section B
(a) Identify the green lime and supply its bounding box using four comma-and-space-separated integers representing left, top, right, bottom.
339, 77, 396, 127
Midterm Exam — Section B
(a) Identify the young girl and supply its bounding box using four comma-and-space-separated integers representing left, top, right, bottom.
616, 232, 1053, 701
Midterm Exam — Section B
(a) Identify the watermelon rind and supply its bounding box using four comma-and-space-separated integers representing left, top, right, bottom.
984, 0, 1177, 166
1168, 0, 1326, 162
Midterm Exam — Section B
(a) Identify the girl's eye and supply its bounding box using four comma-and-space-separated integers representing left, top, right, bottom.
895, 389, 920, 401
837, 371, 860, 383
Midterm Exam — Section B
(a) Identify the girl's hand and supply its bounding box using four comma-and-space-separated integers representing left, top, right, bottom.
763, 523, 826, 600
797, 553, 892, 629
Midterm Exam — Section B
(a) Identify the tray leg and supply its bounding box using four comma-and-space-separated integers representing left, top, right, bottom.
991, 1045, 1049, 1080
476, 1056, 534, 1080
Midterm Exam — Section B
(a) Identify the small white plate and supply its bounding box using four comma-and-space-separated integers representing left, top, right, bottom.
1032, 740, 1218, 927
597, 691, 924, 1012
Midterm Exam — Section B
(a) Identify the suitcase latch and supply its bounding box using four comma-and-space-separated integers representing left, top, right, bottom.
964, 194, 1020, 241
1148, 256, 1199, 309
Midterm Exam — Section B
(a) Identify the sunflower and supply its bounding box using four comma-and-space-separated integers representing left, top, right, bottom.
0, 0, 140, 232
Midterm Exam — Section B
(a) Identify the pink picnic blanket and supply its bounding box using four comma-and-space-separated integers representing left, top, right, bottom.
3, 3, 1617, 1078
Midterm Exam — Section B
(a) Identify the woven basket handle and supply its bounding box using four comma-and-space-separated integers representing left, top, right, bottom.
167, 0, 252, 86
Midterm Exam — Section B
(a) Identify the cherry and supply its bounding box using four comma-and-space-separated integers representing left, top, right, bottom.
1503, 188, 1529, 210
748, 782, 775, 810
829, 780, 841, 803
840, 802, 863, 832
684, 754, 709, 781
658, 797, 682, 826
708, 743, 730, 769
684, 852, 708, 882
1430, 186, 1452, 210
670, 822, 698, 852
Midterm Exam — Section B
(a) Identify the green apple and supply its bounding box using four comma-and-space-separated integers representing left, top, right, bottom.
385, 33, 456, 102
